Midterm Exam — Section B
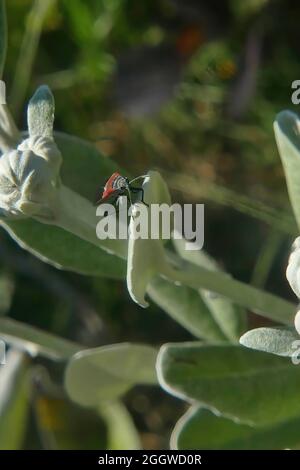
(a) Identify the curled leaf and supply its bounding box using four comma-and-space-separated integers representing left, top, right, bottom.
126, 171, 173, 307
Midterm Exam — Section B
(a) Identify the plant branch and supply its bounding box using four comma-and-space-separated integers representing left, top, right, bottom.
163, 251, 296, 325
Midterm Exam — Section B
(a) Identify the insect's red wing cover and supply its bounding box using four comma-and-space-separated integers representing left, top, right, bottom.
95, 172, 121, 205
102, 172, 121, 199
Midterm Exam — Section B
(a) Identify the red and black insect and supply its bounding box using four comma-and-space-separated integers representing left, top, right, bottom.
97, 172, 148, 206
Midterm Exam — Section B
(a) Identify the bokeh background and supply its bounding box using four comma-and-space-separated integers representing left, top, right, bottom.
1, 0, 299, 449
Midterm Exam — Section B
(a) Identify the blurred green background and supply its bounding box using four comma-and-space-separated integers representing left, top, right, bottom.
0, 0, 299, 449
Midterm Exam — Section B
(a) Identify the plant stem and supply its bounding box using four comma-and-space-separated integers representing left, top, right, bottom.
43, 186, 296, 326
10, 0, 56, 117
164, 171, 297, 236
164, 254, 296, 325
0, 0, 7, 79
0, 317, 82, 360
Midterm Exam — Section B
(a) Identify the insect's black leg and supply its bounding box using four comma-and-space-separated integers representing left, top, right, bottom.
130, 187, 149, 207
140, 188, 149, 207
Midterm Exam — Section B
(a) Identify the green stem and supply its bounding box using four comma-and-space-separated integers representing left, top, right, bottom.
164, 171, 297, 236
0, 317, 83, 360
164, 255, 296, 325
0, 0, 7, 79
36, 183, 296, 327
10, 0, 56, 116
52, 186, 296, 325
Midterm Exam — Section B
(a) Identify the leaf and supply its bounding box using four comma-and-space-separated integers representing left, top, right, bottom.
164, 255, 295, 325
127, 237, 166, 308
0, 0, 7, 79
99, 401, 141, 450
274, 111, 300, 231
173, 237, 246, 342
147, 277, 228, 342
55, 132, 122, 202
0, 317, 82, 360
240, 327, 300, 357
173, 406, 300, 450
126, 171, 172, 307
0, 349, 30, 450
1, 131, 127, 278
65, 343, 158, 407
1, 218, 126, 278
157, 342, 300, 426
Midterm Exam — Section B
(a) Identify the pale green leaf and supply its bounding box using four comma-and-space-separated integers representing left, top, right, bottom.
127, 171, 172, 307
157, 342, 300, 426
65, 343, 158, 407
274, 110, 300, 230
173, 406, 300, 450
0, 349, 30, 450
1, 132, 127, 278
0, 317, 82, 360
240, 327, 300, 357
173, 237, 246, 342
148, 277, 228, 341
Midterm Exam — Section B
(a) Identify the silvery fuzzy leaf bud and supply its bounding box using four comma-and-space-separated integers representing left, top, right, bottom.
0, 134, 62, 219
0, 84, 62, 220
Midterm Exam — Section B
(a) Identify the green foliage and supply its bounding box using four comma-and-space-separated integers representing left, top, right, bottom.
0, 350, 30, 450
0, 0, 7, 78
0, 317, 81, 360
1, 130, 127, 278
173, 406, 300, 450
99, 401, 141, 450
2, 218, 126, 278
173, 238, 246, 341
10, 0, 56, 116
1, 0, 300, 452
274, 111, 300, 231
240, 327, 300, 357
65, 343, 157, 407
157, 342, 300, 426
148, 278, 228, 342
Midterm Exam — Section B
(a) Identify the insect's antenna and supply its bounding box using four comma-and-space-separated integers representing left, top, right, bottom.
129, 174, 149, 185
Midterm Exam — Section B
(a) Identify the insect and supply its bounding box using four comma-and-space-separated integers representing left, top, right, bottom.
97, 172, 148, 207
